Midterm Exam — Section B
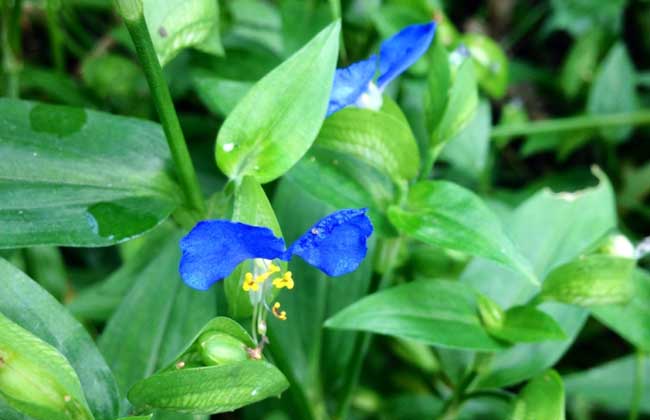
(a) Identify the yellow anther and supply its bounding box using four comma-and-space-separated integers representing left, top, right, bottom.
254, 263, 281, 284
242, 272, 259, 292
273, 271, 294, 290
272, 302, 287, 321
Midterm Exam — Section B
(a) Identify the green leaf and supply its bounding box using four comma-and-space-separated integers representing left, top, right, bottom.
67, 224, 178, 322
388, 180, 536, 283
265, 178, 375, 417
487, 305, 567, 344
118, 416, 152, 420
24, 246, 67, 301
549, 0, 626, 36
430, 57, 478, 148
98, 232, 216, 410
560, 29, 606, 100
0, 313, 93, 420
424, 35, 450, 133
587, 43, 638, 142
592, 269, 650, 350
285, 144, 397, 236
143, 0, 222, 66
513, 370, 565, 420
565, 354, 650, 414
128, 360, 288, 415
440, 100, 491, 180
315, 99, 420, 182
225, 177, 284, 318
463, 168, 616, 389
215, 21, 340, 183
461, 33, 509, 99
325, 280, 505, 351
539, 255, 635, 306
192, 71, 252, 117
0, 99, 181, 248
0, 258, 121, 420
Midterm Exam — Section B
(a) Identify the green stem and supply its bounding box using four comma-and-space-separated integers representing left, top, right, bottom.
116, 1, 205, 215
327, 0, 347, 62
629, 351, 645, 420
333, 237, 403, 420
45, 1, 65, 73
419, 142, 444, 181
491, 109, 650, 139
437, 370, 477, 420
2, 0, 21, 98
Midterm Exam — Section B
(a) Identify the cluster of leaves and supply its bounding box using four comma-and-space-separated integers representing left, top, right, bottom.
1, 0, 650, 419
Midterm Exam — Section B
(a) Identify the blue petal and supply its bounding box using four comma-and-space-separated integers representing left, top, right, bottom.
286, 209, 374, 276
327, 55, 378, 116
376, 22, 437, 89
179, 220, 285, 291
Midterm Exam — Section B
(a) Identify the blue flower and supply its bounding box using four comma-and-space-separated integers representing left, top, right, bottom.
327, 21, 437, 116
179, 208, 373, 291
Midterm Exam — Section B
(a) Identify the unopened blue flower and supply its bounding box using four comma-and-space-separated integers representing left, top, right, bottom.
327, 21, 437, 116
179, 208, 373, 291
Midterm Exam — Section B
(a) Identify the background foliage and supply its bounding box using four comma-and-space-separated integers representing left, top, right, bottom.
1, 0, 650, 419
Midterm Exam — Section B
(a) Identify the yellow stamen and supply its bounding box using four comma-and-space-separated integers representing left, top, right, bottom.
272, 271, 294, 290
242, 272, 259, 292
272, 302, 287, 320
254, 263, 281, 283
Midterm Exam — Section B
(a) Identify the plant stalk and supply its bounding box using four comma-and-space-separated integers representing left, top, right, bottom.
116, 0, 205, 215
491, 109, 650, 139
2, 0, 21, 98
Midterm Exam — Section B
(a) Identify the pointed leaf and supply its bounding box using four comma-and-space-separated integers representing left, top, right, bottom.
216, 22, 340, 183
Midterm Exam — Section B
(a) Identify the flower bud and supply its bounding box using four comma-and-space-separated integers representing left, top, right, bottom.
477, 294, 504, 331
197, 331, 249, 366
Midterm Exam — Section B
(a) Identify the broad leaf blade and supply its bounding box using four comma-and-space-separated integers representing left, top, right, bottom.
216, 21, 340, 183
0, 258, 121, 420
463, 168, 617, 389
388, 180, 536, 283
128, 361, 288, 414
326, 280, 505, 351
316, 99, 420, 182
0, 99, 180, 248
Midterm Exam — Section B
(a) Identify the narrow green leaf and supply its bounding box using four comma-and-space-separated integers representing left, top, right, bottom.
430, 57, 478, 147
67, 224, 178, 322
560, 29, 606, 100
143, 0, 223, 66
24, 246, 67, 301
587, 43, 639, 142
128, 361, 288, 414
440, 100, 491, 180
225, 177, 284, 318
316, 98, 420, 181
325, 280, 505, 351
0, 258, 121, 420
0, 313, 93, 420
98, 232, 216, 411
388, 180, 536, 283
592, 269, 650, 350
540, 255, 636, 306
512, 370, 565, 420
424, 35, 450, 133
565, 354, 650, 414
216, 21, 340, 183
0, 99, 181, 248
